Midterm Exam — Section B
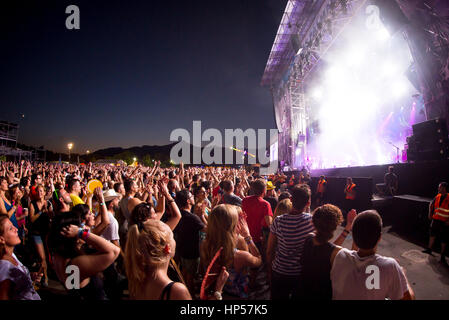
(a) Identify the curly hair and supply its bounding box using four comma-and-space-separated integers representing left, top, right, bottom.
312, 204, 343, 243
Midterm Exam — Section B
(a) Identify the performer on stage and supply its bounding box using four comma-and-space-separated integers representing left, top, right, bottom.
422, 182, 449, 266
315, 175, 327, 207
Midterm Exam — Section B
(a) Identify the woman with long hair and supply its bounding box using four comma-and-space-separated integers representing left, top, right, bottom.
0, 215, 42, 300
28, 184, 53, 286
201, 204, 262, 299
193, 186, 209, 237
8, 185, 27, 242
125, 219, 227, 299
0, 177, 18, 228
273, 198, 293, 219
47, 211, 120, 300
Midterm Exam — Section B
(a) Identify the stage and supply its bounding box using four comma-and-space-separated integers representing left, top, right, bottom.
280, 159, 448, 247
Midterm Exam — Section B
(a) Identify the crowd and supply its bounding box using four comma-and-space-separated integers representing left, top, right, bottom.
0, 159, 434, 300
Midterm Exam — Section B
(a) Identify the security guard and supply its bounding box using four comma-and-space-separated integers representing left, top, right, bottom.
423, 182, 449, 266
316, 175, 327, 206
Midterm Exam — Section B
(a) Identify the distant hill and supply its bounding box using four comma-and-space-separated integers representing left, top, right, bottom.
14, 141, 270, 167
91, 143, 176, 159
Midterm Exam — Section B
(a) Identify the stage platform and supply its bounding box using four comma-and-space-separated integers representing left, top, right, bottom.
308, 159, 449, 199
285, 160, 447, 247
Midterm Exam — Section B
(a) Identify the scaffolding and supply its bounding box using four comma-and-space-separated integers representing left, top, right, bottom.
0, 121, 19, 147
262, 0, 366, 168
0, 120, 36, 161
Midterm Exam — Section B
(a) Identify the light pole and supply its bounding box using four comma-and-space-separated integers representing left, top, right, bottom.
68, 143, 73, 162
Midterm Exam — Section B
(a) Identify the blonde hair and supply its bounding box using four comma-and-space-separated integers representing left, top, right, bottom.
274, 198, 292, 218
201, 204, 238, 269
124, 219, 172, 298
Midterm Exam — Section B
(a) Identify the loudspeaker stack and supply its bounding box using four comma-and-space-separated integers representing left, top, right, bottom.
407, 118, 449, 161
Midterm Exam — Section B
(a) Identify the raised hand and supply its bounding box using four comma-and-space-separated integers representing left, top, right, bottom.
346, 209, 357, 230
158, 179, 170, 197
236, 210, 250, 238
60, 225, 80, 238
93, 186, 104, 202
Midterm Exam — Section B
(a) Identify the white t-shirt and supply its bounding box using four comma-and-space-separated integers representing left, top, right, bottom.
0, 254, 41, 300
101, 211, 120, 244
331, 248, 408, 300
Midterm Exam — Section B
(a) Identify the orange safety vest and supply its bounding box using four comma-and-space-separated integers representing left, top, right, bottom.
345, 183, 356, 200
317, 179, 326, 193
432, 193, 449, 222
289, 177, 295, 186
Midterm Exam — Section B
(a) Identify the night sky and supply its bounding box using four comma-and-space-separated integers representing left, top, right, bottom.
1, 0, 285, 154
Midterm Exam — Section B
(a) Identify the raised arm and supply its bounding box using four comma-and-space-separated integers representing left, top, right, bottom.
237, 213, 262, 268
0, 196, 14, 218
334, 209, 357, 246
60, 224, 120, 283
91, 187, 110, 236
159, 180, 181, 230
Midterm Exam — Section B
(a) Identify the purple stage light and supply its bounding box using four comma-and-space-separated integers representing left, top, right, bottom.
378, 111, 394, 135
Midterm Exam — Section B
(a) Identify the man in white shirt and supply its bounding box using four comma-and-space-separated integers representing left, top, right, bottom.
100, 189, 122, 300
101, 189, 120, 247
331, 210, 415, 300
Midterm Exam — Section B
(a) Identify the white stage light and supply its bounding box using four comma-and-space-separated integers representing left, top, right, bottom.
377, 27, 390, 41
312, 87, 323, 100
392, 81, 408, 98
346, 46, 364, 66
382, 61, 397, 77
326, 66, 345, 84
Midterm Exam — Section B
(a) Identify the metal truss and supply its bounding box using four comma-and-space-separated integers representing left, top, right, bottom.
263, 0, 367, 168
290, 0, 367, 85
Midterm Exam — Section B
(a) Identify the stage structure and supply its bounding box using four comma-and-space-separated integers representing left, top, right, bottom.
0, 120, 34, 161
262, 0, 449, 169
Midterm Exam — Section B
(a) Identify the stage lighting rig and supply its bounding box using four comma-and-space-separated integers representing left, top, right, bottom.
339, 0, 348, 15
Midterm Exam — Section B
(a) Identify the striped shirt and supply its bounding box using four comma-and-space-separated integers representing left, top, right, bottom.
270, 212, 314, 276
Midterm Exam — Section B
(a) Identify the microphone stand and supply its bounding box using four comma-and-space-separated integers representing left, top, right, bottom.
388, 142, 400, 163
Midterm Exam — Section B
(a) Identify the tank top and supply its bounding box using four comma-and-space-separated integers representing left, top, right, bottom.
298, 235, 336, 300
65, 260, 107, 300
3, 199, 18, 229
159, 281, 175, 300
223, 248, 249, 298
30, 200, 51, 236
